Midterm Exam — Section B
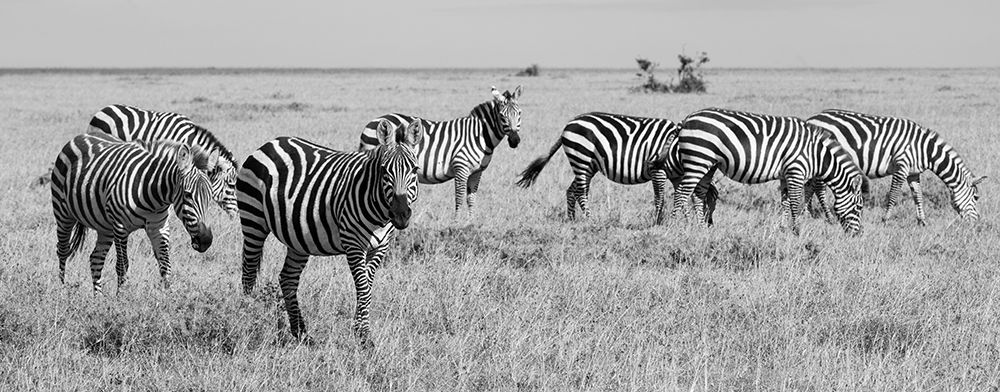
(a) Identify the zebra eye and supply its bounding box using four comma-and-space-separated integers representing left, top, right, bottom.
411, 166, 419, 174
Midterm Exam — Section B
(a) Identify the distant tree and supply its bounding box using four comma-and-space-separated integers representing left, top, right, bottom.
632, 51, 710, 93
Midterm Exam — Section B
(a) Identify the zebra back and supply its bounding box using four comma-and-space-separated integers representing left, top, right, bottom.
357, 86, 522, 186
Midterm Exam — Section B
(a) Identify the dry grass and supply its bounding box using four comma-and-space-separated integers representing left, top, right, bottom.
1, 68, 999, 390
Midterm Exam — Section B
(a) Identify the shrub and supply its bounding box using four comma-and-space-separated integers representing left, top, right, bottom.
515, 64, 540, 77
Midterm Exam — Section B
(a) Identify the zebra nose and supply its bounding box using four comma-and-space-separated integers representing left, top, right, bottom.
191, 223, 213, 252
390, 194, 411, 229
508, 131, 521, 148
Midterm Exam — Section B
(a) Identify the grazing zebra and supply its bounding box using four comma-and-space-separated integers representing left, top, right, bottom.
358, 86, 521, 212
238, 120, 423, 346
51, 132, 216, 293
89, 104, 239, 217
805, 109, 987, 225
670, 108, 865, 235
516, 112, 718, 224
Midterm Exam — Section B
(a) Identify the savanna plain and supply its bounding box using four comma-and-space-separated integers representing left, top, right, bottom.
1, 68, 999, 391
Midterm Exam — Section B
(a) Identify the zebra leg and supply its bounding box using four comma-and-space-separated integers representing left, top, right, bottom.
785, 176, 806, 235
466, 170, 483, 211
907, 174, 927, 226
112, 227, 131, 292
672, 161, 712, 220
55, 219, 77, 284
453, 166, 471, 214
883, 164, 910, 222
347, 248, 375, 345
574, 175, 594, 219
89, 234, 113, 294
652, 169, 668, 225
566, 182, 578, 220
241, 224, 270, 295
358, 246, 389, 349
144, 216, 172, 289
809, 180, 837, 224
279, 247, 311, 341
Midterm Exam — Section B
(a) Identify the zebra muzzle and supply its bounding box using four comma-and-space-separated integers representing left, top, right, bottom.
507, 131, 521, 148
389, 194, 412, 230
190, 222, 213, 253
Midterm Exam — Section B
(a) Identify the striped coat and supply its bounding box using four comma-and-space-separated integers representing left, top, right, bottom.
89, 104, 238, 216
517, 112, 718, 224
671, 108, 865, 234
806, 109, 986, 225
51, 132, 216, 293
238, 120, 423, 346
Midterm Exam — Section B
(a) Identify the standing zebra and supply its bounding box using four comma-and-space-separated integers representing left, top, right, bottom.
358, 86, 522, 212
670, 108, 865, 234
805, 109, 986, 225
238, 120, 423, 346
51, 132, 216, 293
89, 104, 239, 217
516, 112, 718, 224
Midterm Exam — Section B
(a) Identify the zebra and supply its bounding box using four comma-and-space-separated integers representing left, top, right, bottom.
669, 108, 865, 235
89, 104, 239, 217
51, 132, 216, 293
516, 112, 718, 225
804, 109, 987, 225
358, 86, 521, 212
238, 120, 423, 346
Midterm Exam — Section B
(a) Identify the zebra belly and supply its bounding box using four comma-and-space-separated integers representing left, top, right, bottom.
265, 195, 346, 257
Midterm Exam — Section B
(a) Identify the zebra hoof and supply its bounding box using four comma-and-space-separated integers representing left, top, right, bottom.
917, 219, 927, 227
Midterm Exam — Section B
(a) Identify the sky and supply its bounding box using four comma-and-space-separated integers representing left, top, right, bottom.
0, 0, 997, 68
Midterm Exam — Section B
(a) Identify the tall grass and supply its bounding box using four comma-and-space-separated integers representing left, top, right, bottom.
0, 68, 998, 390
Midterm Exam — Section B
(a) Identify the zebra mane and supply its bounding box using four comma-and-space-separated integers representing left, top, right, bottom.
188, 124, 235, 165
145, 140, 214, 172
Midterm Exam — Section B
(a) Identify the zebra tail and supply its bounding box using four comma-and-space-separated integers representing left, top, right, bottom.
516, 138, 563, 188
66, 223, 88, 259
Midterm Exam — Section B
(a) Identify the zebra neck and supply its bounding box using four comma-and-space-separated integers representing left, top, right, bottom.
928, 137, 972, 191
357, 150, 393, 223
470, 102, 505, 153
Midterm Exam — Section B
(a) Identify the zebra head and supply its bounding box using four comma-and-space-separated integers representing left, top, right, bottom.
491, 85, 522, 148
817, 135, 865, 235
647, 128, 683, 178
374, 119, 424, 230
209, 158, 239, 218
171, 144, 217, 252
953, 175, 987, 220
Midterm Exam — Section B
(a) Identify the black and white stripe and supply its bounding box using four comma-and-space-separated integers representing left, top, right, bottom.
805, 109, 986, 225
670, 108, 865, 234
516, 112, 718, 224
238, 120, 423, 345
358, 86, 521, 212
90, 104, 239, 217
51, 132, 216, 293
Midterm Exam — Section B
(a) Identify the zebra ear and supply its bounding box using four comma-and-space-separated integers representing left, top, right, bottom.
205, 150, 220, 172
512, 85, 522, 100
850, 176, 862, 191
401, 118, 424, 147
973, 176, 988, 186
175, 145, 193, 171
491, 86, 505, 102
375, 119, 397, 147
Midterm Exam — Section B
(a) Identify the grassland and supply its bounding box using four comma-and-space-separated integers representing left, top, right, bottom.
0, 67, 998, 391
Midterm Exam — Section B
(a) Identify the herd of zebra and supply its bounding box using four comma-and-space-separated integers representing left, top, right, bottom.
48, 85, 986, 345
